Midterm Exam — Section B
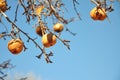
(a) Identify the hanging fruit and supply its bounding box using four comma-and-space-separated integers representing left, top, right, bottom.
36, 26, 45, 36
7, 39, 23, 54
0, 0, 7, 12
53, 23, 64, 32
90, 7, 107, 21
42, 33, 57, 48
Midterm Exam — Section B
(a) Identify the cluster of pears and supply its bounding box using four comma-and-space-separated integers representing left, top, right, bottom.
6, 2, 107, 55
36, 23, 64, 48
7, 23, 64, 55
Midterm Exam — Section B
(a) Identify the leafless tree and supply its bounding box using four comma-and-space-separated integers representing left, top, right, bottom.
0, 60, 15, 80
0, 0, 116, 63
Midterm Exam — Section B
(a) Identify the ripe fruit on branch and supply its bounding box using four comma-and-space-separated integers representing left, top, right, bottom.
36, 26, 46, 36
53, 23, 64, 32
7, 39, 23, 54
0, 0, 7, 12
90, 7, 107, 21
42, 33, 57, 48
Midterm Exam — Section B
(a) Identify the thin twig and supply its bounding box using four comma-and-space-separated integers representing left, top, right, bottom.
47, 0, 68, 24
14, 3, 19, 22
73, 0, 81, 20
91, 0, 100, 6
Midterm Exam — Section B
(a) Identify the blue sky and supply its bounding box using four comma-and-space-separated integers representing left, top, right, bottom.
0, 0, 120, 80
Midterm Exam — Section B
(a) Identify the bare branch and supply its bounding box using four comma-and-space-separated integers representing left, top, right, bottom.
0, 60, 14, 80
73, 0, 81, 20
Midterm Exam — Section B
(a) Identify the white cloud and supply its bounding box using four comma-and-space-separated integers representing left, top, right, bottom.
5, 72, 42, 80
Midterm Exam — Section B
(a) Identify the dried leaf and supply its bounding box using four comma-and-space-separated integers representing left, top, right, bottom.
35, 5, 44, 15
